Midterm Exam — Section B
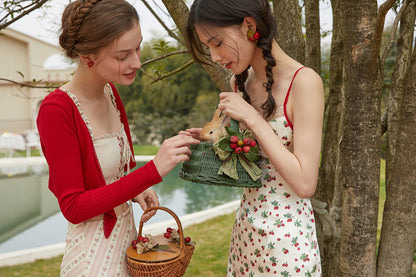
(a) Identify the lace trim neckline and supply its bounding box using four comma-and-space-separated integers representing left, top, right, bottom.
93, 125, 124, 142
61, 83, 122, 139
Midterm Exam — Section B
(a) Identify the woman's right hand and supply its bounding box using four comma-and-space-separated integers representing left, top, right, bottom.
152, 134, 199, 178
179, 128, 202, 140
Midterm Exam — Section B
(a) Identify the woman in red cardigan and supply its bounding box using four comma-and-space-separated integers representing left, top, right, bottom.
36, 0, 199, 275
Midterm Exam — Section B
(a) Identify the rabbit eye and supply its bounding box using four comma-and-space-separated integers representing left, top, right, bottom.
209, 131, 213, 134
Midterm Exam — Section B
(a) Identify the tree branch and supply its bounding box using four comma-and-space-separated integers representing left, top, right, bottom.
140, 59, 194, 84
0, 78, 59, 89
380, 0, 411, 70
141, 0, 183, 44
0, 0, 49, 31
141, 49, 189, 67
371, 0, 397, 67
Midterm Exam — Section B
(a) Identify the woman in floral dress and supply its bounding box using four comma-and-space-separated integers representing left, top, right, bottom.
184, 0, 324, 275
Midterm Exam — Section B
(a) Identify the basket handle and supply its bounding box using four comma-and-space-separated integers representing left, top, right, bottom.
138, 206, 185, 251
229, 84, 240, 132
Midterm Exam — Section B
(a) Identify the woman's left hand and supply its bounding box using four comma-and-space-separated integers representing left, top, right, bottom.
133, 189, 159, 222
218, 92, 260, 127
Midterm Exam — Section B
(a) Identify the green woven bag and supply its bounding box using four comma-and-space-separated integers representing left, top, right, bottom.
179, 119, 262, 188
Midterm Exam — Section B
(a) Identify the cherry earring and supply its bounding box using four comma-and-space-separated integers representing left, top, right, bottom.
247, 29, 260, 41
87, 61, 94, 68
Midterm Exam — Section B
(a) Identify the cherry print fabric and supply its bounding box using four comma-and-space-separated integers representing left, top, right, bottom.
227, 117, 322, 276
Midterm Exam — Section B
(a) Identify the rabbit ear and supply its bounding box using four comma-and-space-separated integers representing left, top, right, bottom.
221, 114, 230, 126
214, 108, 222, 119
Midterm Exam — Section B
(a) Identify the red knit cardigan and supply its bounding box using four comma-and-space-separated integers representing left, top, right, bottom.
37, 82, 162, 238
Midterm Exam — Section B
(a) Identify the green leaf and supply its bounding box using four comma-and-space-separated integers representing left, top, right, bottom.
217, 136, 232, 152
244, 146, 260, 162
153, 244, 176, 252
224, 126, 240, 137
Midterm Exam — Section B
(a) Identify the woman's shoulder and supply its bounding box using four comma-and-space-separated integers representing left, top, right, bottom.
41, 88, 72, 106
293, 67, 322, 86
38, 88, 78, 117
290, 67, 324, 111
286, 66, 323, 99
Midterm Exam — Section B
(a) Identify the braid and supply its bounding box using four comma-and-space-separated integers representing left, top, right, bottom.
59, 0, 101, 58
257, 10, 277, 119
260, 45, 277, 119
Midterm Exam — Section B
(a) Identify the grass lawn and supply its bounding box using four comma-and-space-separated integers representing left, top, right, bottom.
0, 213, 236, 277
132, 145, 159, 155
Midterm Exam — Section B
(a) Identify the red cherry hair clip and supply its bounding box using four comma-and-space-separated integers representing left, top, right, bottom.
247, 29, 260, 41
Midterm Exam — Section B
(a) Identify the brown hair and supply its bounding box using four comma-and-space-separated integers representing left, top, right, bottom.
185, 0, 278, 119
59, 0, 139, 59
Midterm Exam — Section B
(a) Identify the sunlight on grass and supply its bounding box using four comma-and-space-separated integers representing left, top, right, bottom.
132, 145, 159, 155
183, 213, 235, 276
0, 255, 62, 276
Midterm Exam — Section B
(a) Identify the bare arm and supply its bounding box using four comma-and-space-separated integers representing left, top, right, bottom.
218, 68, 324, 198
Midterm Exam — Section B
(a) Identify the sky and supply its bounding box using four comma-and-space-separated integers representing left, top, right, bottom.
8, 0, 178, 46
7, 0, 394, 50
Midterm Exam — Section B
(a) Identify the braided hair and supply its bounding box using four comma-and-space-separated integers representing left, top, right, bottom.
59, 0, 139, 59
185, 0, 278, 119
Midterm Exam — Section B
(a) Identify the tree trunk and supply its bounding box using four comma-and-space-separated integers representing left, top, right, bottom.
338, 0, 380, 276
314, 0, 343, 275
384, 0, 415, 169
162, 0, 232, 91
272, 0, 305, 63
305, 0, 321, 74
377, 2, 416, 275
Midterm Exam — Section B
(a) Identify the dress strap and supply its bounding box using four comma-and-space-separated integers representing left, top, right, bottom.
283, 66, 306, 129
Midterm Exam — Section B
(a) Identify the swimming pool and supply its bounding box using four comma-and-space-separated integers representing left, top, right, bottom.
0, 157, 242, 253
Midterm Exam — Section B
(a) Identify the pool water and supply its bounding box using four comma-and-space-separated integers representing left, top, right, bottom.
0, 162, 242, 253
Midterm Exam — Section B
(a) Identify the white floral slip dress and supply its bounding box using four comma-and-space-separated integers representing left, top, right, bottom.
227, 69, 322, 277
60, 84, 136, 277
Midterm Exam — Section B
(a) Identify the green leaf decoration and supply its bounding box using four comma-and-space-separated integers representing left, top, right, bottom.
211, 125, 262, 181
213, 142, 231, 160
238, 156, 262, 181
152, 244, 176, 253
217, 136, 232, 152
244, 146, 260, 162
224, 126, 240, 137
217, 154, 239, 179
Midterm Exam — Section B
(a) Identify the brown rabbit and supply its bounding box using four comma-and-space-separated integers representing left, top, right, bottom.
200, 108, 230, 143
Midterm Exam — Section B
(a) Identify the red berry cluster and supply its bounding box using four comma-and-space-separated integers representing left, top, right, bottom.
131, 235, 149, 250
164, 227, 192, 244
229, 136, 257, 154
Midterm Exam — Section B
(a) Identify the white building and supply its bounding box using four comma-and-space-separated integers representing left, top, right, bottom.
0, 28, 74, 134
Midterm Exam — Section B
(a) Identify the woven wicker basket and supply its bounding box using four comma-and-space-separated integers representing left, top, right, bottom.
179, 119, 262, 188
126, 206, 194, 277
